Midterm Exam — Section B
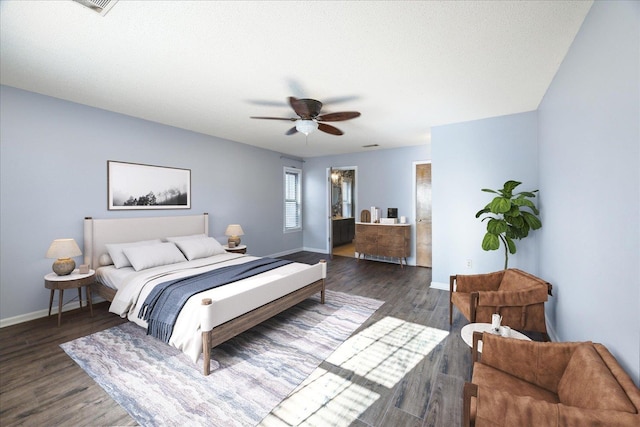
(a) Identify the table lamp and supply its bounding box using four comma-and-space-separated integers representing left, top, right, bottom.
225, 224, 244, 247
46, 238, 82, 275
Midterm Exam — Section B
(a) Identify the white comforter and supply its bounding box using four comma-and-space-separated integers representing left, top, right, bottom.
102, 253, 322, 362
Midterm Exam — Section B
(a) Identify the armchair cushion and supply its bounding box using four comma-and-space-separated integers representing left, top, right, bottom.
498, 269, 543, 292
480, 333, 574, 393
558, 344, 635, 413
476, 286, 548, 307
455, 270, 504, 293
450, 268, 550, 336
472, 363, 559, 404
464, 333, 640, 427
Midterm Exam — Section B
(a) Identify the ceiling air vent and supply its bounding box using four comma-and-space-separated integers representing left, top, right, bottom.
72, 0, 119, 16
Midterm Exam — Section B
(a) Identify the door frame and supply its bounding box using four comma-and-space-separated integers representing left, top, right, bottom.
326, 166, 358, 255
412, 160, 432, 266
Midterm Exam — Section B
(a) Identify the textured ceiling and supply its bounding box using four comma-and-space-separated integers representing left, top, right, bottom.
0, 1, 592, 158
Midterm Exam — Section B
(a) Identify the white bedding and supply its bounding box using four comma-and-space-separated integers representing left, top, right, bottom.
100, 253, 323, 363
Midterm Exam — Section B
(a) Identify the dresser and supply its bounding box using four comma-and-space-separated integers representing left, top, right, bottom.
355, 222, 411, 267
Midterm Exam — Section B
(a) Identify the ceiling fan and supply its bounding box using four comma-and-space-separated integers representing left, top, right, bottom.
251, 97, 360, 136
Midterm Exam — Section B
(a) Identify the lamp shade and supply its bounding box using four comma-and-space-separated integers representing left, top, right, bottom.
225, 224, 244, 237
46, 238, 82, 275
46, 238, 82, 259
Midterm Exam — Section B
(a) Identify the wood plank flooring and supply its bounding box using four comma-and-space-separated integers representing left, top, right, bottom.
0, 252, 472, 427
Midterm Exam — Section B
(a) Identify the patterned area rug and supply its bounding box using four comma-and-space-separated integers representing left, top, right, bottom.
60, 290, 383, 427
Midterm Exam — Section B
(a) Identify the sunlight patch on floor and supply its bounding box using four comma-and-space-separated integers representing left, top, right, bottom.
261, 368, 379, 427
327, 316, 449, 388
259, 316, 449, 426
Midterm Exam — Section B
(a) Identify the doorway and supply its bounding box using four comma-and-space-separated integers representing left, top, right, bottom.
328, 167, 357, 258
415, 162, 432, 267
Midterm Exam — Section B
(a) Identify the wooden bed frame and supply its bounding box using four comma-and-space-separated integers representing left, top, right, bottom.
83, 213, 326, 375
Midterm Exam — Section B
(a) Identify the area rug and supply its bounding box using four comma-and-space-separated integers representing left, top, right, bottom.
60, 290, 383, 427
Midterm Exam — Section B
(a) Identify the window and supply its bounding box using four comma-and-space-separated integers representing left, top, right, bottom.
284, 167, 302, 232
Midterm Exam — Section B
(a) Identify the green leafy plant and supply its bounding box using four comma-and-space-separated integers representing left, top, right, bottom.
475, 180, 542, 269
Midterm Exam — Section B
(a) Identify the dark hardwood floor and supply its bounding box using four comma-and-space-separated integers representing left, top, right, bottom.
0, 252, 472, 427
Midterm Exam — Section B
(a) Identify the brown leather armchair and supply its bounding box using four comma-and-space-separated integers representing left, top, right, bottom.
450, 268, 552, 340
464, 332, 640, 426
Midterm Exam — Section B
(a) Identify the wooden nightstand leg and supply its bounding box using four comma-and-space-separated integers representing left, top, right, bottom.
57, 289, 63, 327
48, 289, 54, 317
77, 288, 83, 311
86, 285, 93, 317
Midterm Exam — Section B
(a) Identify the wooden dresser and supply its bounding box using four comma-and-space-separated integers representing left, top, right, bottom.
355, 222, 411, 267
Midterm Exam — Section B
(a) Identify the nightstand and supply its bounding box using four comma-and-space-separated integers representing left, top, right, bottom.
44, 269, 95, 327
223, 244, 247, 254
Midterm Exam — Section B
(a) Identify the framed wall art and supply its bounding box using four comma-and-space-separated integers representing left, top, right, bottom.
107, 161, 191, 210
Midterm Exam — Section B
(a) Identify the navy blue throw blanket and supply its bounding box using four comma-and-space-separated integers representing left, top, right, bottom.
138, 258, 293, 343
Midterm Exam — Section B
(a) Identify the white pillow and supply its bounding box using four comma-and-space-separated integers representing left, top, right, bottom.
174, 237, 227, 261
105, 239, 163, 269
165, 234, 207, 242
122, 242, 187, 271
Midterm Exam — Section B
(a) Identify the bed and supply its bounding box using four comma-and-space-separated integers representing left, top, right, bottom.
83, 213, 326, 375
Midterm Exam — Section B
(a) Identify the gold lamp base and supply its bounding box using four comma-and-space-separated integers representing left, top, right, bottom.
228, 236, 241, 247
52, 258, 75, 276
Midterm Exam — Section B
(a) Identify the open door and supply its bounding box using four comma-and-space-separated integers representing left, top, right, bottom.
415, 162, 432, 267
328, 167, 357, 258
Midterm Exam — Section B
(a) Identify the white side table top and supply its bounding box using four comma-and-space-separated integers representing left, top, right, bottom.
461, 322, 531, 352
222, 244, 246, 250
44, 269, 95, 281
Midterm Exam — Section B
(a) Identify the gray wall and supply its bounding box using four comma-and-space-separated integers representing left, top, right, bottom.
302, 146, 430, 262
432, 1, 639, 385
431, 111, 540, 285
538, 0, 639, 385
0, 85, 303, 323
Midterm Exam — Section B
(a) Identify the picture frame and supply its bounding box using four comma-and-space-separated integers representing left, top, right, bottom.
107, 161, 191, 210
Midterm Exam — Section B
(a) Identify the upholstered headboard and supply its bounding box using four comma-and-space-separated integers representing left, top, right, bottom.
83, 213, 209, 269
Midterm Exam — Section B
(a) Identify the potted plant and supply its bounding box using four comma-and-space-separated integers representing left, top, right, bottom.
475, 180, 542, 269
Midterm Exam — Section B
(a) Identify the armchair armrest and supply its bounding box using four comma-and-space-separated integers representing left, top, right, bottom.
558, 405, 640, 426
463, 382, 478, 427
471, 384, 640, 426
474, 387, 560, 426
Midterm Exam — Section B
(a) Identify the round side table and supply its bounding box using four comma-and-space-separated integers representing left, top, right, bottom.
461, 322, 531, 352
44, 269, 95, 327
223, 244, 247, 254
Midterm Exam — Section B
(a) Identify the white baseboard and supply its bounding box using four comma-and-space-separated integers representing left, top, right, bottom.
301, 246, 329, 254
430, 281, 449, 291
267, 247, 306, 258
546, 319, 559, 342
0, 296, 105, 328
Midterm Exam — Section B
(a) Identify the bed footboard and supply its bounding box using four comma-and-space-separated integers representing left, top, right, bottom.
201, 273, 326, 375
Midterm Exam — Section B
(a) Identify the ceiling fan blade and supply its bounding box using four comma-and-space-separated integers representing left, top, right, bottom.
316, 111, 361, 122
321, 95, 360, 105
318, 123, 344, 136
285, 126, 298, 135
289, 97, 322, 119
250, 116, 297, 121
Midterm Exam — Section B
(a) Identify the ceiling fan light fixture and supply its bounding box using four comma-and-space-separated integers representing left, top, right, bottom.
295, 119, 318, 135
